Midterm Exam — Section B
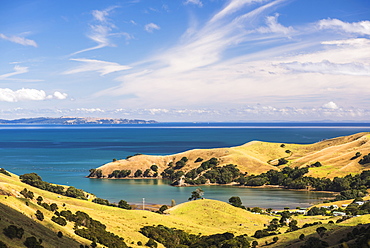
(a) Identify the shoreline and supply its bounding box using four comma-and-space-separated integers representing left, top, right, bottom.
88, 176, 339, 195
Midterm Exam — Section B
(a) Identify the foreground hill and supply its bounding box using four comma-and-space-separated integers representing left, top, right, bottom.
1, 170, 370, 247
0, 171, 272, 247
92, 132, 370, 180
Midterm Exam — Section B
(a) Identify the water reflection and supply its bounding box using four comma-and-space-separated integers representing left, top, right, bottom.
86, 179, 333, 209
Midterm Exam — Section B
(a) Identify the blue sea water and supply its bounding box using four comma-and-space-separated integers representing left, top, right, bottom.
1, 122, 370, 209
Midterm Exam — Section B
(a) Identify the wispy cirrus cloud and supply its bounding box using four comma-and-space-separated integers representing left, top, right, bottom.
0, 88, 67, 102
318, 19, 370, 36
183, 0, 203, 7
63, 58, 131, 76
0, 65, 43, 82
0, 33, 37, 47
144, 23, 161, 33
72, 6, 132, 55
0, 65, 29, 80
94, 0, 370, 113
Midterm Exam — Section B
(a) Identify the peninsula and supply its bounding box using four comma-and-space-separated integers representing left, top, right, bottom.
0, 117, 157, 125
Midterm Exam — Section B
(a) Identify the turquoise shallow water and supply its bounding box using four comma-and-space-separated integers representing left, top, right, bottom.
1, 122, 370, 208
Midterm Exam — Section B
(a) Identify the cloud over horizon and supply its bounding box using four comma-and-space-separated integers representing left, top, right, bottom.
0, 88, 68, 102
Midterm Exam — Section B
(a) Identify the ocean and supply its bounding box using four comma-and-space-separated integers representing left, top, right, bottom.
1, 122, 370, 209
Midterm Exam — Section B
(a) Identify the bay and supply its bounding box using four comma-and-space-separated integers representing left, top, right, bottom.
1, 122, 370, 209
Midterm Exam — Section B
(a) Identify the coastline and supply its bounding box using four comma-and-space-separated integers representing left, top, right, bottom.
87, 176, 338, 196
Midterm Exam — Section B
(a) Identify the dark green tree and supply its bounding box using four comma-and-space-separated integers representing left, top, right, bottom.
24, 236, 43, 248
35, 210, 44, 221
146, 238, 158, 248
134, 169, 143, 177
188, 188, 204, 200
229, 196, 243, 208
118, 200, 132, 210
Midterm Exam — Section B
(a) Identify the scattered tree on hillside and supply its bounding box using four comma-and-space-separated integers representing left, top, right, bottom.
24, 236, 44, 248
118, 200, 132, 210
134, 169, 143, 177
3, 225, 24, 239
188, 188, 204, 200
229, 196, 244, 208
35, 210, 44, 221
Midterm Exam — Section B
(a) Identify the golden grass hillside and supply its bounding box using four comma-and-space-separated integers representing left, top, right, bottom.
95, 132, 370, 179
0, 172, 274, 247
1, 171, 370, 248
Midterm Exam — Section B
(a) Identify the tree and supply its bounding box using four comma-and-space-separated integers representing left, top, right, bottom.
278, 158, 288, 166
50, 203, 58, 211
57, 231, 63, 238
134, 169, 143, 177
301, 237, 328, 248
143, 169, 151, 177
51, 216, 67, 226
24, 236, 43, 248
157, 205, 168, 214
171, 199, 176, 207
188, 188, 204, 200
273, 236, 279, 243
35, 210, 44, 221
316, 226, 327, 238
20, 188, 34, 199
252, 240, 258, 248
118, 200, 132, 210
65, 186, 86, 200
3, 225, 24, 239
229, 196, 243, 208
146, 238, 158, 248
150, 165, 158, 172
0, 240, 7, 248
299, 233, 305, 240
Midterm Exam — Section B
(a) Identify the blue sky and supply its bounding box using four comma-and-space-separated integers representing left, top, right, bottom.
1, 0, 370, 121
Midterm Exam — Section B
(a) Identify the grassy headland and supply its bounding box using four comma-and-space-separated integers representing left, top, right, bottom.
91, 132, 370, 180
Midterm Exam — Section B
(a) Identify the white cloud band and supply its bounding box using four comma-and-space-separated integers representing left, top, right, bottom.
0, 88, 68, 102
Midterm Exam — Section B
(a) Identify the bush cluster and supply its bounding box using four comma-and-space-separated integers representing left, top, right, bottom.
140, 225, 250, 248
19, 173, 87, 200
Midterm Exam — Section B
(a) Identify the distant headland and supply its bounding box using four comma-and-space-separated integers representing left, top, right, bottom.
0, 117, 157, 125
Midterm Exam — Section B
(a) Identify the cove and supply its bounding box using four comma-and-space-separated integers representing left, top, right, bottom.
86, 178, 333, 209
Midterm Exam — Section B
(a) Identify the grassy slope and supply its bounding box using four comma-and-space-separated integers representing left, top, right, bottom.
1, 172, 370, 247
97, 132, 370, 179
0, 172, 273, 247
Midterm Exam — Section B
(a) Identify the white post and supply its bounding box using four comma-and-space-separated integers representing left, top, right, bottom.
143, 198, 145, 210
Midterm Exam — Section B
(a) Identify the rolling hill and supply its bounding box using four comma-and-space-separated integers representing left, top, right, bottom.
92, 132, 370, 180
1, 170, 370, 247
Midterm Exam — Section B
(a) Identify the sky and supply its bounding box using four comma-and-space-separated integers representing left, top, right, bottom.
1, 0, 370, 122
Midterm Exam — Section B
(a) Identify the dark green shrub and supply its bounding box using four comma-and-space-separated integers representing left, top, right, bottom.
0, 240, 7, 248
3, 225, 24, 239
24, 236, 43, 248
20, 188, 34, 199
118, 200, 131, 210
35, 210, 44, 221
146, 238, 158, 248
51, 216, 67, 226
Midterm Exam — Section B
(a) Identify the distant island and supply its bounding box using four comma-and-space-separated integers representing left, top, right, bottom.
0, 117, 157, 125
